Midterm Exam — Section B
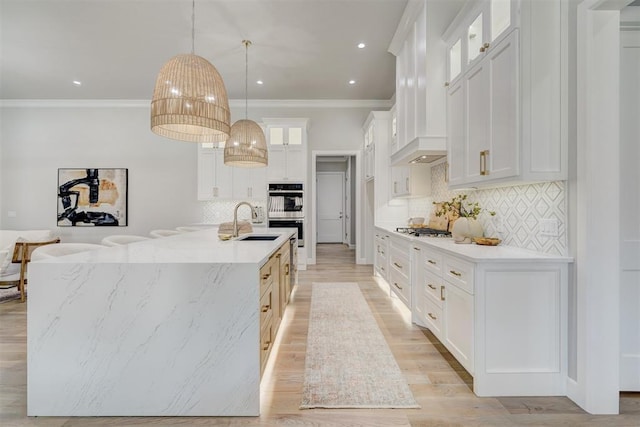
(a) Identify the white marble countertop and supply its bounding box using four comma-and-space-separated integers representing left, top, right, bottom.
376, 225, 573, 263
34, 228, 294, 266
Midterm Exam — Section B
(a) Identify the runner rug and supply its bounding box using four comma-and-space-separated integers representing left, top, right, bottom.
300, 282, 420, 409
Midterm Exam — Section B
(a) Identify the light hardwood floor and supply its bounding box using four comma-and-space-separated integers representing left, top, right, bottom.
1, 243, 638, 426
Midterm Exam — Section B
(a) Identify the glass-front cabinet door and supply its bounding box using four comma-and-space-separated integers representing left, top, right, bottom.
466, 12, 485, 67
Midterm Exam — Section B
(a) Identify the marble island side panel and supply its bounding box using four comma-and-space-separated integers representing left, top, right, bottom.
27, 260, 260, 416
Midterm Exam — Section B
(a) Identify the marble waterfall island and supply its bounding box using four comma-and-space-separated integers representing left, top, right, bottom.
27, 229, 294, 416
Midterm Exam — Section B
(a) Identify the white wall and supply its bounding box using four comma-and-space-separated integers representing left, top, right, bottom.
0, 101, 379, 243
0, 104, 202, 243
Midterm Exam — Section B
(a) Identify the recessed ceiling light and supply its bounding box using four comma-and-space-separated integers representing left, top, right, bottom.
357, 42, 366, 49
256, 80, 263, 85
72, 80, 82, 86
349, 80, 356, 85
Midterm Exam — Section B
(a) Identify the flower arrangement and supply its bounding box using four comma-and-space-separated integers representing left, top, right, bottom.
433, 194, 494, 220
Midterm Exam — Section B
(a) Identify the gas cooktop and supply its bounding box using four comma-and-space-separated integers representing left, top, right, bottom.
395, 227, 452, 238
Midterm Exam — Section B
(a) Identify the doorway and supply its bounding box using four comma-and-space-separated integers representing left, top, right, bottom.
317, 171, 345, 243
311, 151, 362, 265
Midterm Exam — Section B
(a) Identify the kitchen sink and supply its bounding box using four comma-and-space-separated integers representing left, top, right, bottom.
235, 234, 279, 241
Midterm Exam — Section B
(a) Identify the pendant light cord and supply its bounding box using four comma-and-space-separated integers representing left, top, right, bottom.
191, 0, 195, 54
243, 40, 251, 120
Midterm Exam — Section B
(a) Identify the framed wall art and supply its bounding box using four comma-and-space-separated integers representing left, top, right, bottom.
57, 168, 128, 226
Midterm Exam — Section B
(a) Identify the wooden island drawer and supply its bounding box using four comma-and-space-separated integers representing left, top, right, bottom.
260, 256, 278, 296
260, 287, 273, 326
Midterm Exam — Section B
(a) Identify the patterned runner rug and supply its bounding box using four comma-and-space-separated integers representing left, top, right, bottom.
300, 282, 419, 409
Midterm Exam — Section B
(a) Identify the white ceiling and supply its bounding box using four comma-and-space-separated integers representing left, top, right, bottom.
0, 0, 419, 101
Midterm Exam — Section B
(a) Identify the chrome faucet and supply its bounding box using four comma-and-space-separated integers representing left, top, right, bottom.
233, 202, 257, 238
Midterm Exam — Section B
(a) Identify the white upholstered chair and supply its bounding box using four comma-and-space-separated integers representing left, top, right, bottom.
150, 229, 182, 238
101, 235, 151, 247
31, 243, 106, 260
175, 226, 210, 232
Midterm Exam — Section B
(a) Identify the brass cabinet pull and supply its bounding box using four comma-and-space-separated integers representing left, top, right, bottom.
285, 264, 290, 275
479, 42, 490, 52
261, 304, 270, 312
428, 313, 437, 320
262, 341, 270, 350
276, 254, 281, 259
393, 262, 403, 269
394, 282, 403, 290
381, 267, 385, 271
441, 286, 446, 301
262, 273, 270, 280
480, 150, 490, 175
444, 81, 450, 87
449, 270, 462, 277
405, 177, 410, 192
427, 259, 436, 265
428, 284, 437, 290
381, 250, 385, 255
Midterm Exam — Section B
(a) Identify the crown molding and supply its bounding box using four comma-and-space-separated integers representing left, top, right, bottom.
0, 98, 393, 109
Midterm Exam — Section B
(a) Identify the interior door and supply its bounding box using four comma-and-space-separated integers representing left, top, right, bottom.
620, 29, 640, 391
317, 172, 344, 243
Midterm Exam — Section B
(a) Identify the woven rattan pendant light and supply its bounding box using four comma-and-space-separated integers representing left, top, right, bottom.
224, 40, 268, 167
150, 0, 230, 143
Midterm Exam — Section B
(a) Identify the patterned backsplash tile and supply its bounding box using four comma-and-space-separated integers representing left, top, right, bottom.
202, 200, 267, 224
412, 162, 568, 256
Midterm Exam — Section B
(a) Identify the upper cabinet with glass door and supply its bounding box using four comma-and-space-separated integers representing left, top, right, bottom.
447, 0, 515, 86
444, 0, 567, 188
264, 118, 309, 182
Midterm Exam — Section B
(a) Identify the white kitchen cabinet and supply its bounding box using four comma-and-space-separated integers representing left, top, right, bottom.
407, 236, 569, 397
463, 30, 519, 183
388, 234, 411, 309
444, 0, 566, 187
446, 78, 465, 187
388, 0, 448, 160
374, 231, 389, 281
364, 144, 375, 181
232, 167, 267, 200
197, 145, 233, 200
390, 163, 431, 198
363, 120, 375, 181
448, 0, 516, 84
363, 112, 391, 210
264, 118, 309, 182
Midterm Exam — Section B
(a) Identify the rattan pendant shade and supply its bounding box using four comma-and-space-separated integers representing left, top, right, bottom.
151, 53, 230, 143
224, 40, 268, 167
224, 119, 268, 167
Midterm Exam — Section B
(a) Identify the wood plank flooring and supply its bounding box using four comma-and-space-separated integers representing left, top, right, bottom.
1, 243, 638, 426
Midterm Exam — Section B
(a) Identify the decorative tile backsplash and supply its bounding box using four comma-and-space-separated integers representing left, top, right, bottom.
202, 200, 267, 224
411, 163, 568, 256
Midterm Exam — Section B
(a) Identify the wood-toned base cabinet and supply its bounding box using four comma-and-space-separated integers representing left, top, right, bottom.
259, 241, 292, 377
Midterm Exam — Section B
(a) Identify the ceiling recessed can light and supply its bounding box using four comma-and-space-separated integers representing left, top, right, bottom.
349, 80, 356, 85
256, 80, 263, 85
357, 42, 366, 49
72, 80, 82, 86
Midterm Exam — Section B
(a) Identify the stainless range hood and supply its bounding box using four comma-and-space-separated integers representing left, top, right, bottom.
390, 136, 447, 166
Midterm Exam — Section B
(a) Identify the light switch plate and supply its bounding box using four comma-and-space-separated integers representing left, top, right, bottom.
539, 219, 559, 237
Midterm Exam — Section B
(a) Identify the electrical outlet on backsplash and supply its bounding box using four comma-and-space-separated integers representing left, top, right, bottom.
427, 163, 568, 256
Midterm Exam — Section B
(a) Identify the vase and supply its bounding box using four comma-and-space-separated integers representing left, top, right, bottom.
451, 217, 483, 244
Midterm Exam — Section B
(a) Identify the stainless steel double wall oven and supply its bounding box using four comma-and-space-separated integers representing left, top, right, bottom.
267, 183, 304, 247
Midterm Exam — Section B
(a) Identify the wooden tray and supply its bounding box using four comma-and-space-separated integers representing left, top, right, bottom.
473, 237, 501, 246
